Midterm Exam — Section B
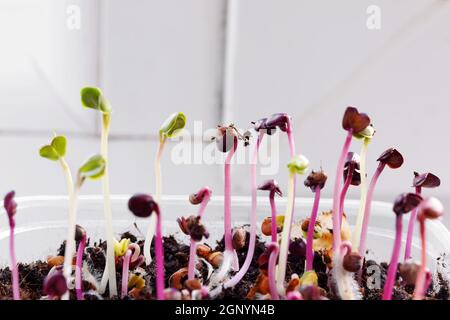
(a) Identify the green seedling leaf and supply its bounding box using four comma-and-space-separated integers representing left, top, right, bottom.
39, 136, 68, 161
51, 135, 67, 157
288, 155, 309, 175
79, 154, 106, 180
159, 112, 186, 139
81, 87, 111, 114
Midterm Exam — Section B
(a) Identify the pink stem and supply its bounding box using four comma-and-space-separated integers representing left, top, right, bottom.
358, 162, 385, 256
155, 209, 165, 300
267, 243, 280, 300
339, 168, 353, 227
404, 187, 422, 261
224, 138, 238, 256
121, 249, 132, 299
285, 123, 297, 246
75, 235, 86, 300
413, 219, 427, 300
269, 191, 277, 243
306, 186, 321, 271
224, 133, 263, 288
332, 131, 353, 256
188, 239, 197, 280
9, 225, 20, 300
382, 214, 403, 300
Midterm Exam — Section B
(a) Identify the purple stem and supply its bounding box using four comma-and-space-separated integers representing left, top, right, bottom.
188, 190, 211, 280
9, 224, 20, 300
121, 249, 132, 299
269, 190, 277, 243
404, 187, 422, 261
413, 219, 427, 300
358, 162, 385, 256
224, 133, 263, 288
306, 186, 321, 271
154, 207, 165, 300
382, 214, 403, 300
224, 138, 238, 258
267, 243, 280, 300
332, 131, 353, 255
75, 234, 86, 300
339, 168, 353, 227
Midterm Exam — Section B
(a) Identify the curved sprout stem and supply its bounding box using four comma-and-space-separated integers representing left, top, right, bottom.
413, 218, 427, 300
352, 138, 370, 250
358, 162, 385, 256
223, 132, 263, 289
267, 242, 280, 300
306, 186, 321, 271
100, 113, 117, 297
404, 187, 422, 261
144, 136, 167, 265
75, 234, 86, 300
121, 249, 132, 299
382, 214, 403, 300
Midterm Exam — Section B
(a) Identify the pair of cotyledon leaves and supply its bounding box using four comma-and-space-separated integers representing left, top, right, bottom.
39, 135, 106, 180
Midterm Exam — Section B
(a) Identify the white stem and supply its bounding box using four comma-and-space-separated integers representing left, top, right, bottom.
62, 179, 80, 300
144, 138, 166, 264
352, 138, 370, 250
276, 170, 295, 295
100, 114, 117, 297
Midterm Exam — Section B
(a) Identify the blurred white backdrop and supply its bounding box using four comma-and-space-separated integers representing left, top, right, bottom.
0, 0, 449, 225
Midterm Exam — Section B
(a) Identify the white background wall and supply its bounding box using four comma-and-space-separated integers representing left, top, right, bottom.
0, 0, 449, 225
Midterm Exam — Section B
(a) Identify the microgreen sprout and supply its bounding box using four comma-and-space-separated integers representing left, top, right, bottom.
4, 191, 20, 300
340, 152, 360, 226
144, 112, 186, 267
75, 225, 87, 300
81, 87, 117, 297
62, 154, 106, 299
413, 197, 444, 300
128, 194, 165, 300
383, 193, 422, 300
121, 243, 142, 299
304, 170, 328, 271
212, 125, 242, 284
330, 107, 370, 300
43, 270, 68, 300
258, 180, 282, 242
358, 148, 404, 256
222, 120, 269, 290
276, 155, 309, 295
404, 172, 441, 261
182, 186, 212, 281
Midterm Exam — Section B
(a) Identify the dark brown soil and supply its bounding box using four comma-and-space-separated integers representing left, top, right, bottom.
0, 231, 448, 300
